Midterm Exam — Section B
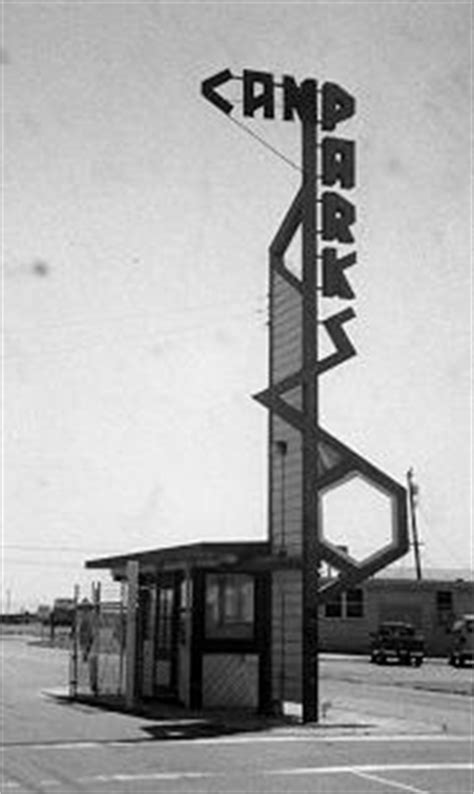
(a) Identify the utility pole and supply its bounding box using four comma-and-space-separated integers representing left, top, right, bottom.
407, 468, 422, 581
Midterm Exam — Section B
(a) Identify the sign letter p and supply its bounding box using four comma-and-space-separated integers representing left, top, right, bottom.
321, 83, 356, 131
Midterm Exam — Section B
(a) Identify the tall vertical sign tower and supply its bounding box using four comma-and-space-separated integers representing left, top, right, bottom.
202, 70, 409, 722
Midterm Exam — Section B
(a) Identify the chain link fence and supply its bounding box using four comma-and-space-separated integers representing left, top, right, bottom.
70, 581, 127, 700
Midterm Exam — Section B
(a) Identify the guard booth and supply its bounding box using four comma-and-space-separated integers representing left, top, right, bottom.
86, 542, 272, 712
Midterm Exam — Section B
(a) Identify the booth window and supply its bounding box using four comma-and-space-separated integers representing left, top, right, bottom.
157, 587, 174, 652
205, 573, 254, 640
139, 586, 154, 641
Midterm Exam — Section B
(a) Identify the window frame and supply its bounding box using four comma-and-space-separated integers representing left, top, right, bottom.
204, 572, 256, 647
323, 588, 364, 619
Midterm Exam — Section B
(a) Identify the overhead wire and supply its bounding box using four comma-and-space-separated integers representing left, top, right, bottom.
4, 307, 267, 363
4, 544, 118, 553
226, 113, 302, 173
4, 559, 100, 569
416, 502, 467, 571
6, 295, 267, 336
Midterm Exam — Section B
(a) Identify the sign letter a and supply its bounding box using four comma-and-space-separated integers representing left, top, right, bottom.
322, 138, 355, 189
243, 70, 275, 119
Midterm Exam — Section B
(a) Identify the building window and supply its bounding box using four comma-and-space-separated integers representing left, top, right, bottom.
325, 594, 343, 618
205, 574, 254, 640
346, 588, 364, 618
436, 590, 453, 625
324, 589, 364, 619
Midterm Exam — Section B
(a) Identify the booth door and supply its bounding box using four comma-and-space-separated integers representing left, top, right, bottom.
154, 575, 181, 698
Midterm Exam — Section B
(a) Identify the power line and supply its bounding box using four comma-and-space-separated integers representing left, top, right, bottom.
3, 559, 95, 569
6, 296, 266, 336
416, 503, 468, 570
3, 544, 117, 553
4, 308, 266, 363
227, 114, 302, 173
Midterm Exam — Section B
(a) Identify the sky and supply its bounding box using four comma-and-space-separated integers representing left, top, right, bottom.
3, 0, 472, 611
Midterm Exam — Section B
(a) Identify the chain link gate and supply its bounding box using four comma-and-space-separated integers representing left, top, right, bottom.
70, 581, 126, 701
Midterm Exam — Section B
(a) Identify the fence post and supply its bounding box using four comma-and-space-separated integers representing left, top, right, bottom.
91, 582, 101, 696
118, 581, 126, 696
125, 561, 139, 710
69, 584, 80, 698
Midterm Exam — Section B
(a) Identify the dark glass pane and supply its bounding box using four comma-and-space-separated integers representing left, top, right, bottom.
205, 574, 255, 640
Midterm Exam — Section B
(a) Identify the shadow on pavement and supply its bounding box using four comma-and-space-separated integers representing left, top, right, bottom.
45, 691, 376, 739
45, 691, 376, 743
141, 719, 274, 741
46, 691, 297, 731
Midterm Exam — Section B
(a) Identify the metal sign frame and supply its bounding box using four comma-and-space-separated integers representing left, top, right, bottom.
201, 69, 409, 723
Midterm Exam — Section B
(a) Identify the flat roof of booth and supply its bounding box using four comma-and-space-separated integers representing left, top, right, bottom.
86, 540, 270, 578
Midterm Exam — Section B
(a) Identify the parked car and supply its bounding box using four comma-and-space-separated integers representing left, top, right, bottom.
370, 621, 425, 666
37, 605, 51, 625
51, 598, 75, 627
448, 614, 474, 667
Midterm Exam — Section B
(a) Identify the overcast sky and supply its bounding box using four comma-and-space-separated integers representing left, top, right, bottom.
3, 1, 471, 610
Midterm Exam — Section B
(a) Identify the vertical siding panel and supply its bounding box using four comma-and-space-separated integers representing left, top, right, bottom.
270, 268, 303, 558
272, 571, 302, 704
269, 248, 304, 707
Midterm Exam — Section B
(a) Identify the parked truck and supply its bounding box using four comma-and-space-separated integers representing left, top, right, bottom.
448, 614, 474, 667
370, 621, 425, 666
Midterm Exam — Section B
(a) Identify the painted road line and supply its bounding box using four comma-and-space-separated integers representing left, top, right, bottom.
0, 741, 104, 751
1, 733, 472, 751
78, 772, 213, 784
350, 769, 430, 794
5, 763, 470, 791
267, 762, 474, 775
23, 763, 473, 791
181, 733, 473, 746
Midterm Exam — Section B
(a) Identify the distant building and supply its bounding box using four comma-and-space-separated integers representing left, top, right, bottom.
319, 575, 473, 657
37, 604, 51, 624
51, 598, 75, 627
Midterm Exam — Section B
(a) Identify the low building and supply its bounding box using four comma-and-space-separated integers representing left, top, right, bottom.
319, 576, 473, 657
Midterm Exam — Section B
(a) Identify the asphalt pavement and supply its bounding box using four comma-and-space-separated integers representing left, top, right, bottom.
1, 634, 473, 793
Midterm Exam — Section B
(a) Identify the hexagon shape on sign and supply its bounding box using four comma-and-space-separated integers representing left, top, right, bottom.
321, 472, 398, 565
315, 427, 409, 601
249, 177, 409, 599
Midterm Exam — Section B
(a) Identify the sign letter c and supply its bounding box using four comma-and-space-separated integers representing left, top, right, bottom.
201, 69, 234, 115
